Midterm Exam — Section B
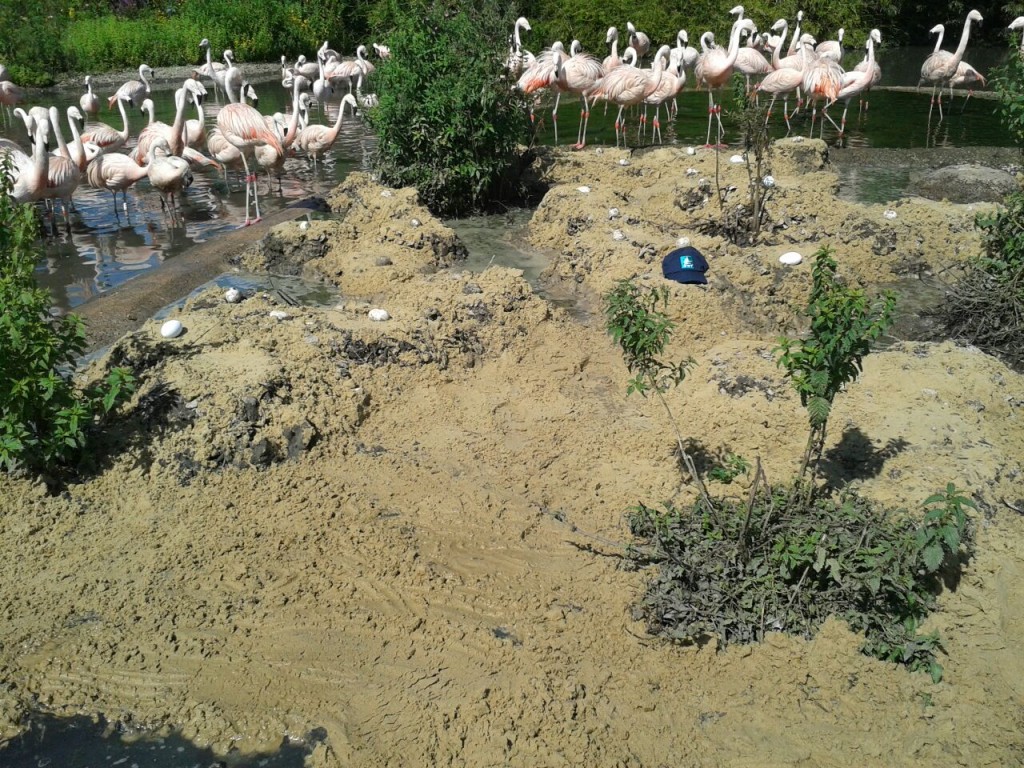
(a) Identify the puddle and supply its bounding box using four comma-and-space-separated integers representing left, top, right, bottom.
876, 274, 950, 348
0, 713, 315, 768
446, 209, 552, 285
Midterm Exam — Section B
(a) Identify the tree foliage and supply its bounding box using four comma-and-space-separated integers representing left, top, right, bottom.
367, 0, 530, 217
0, 154, 135, 474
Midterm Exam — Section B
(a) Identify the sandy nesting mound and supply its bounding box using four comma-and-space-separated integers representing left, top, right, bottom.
1, 141, 1023, 767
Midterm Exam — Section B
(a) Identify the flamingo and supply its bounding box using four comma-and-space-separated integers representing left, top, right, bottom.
256, 78, 304, 193
802, 33, 845, 137
516, 41, 565, 127
626, 21, 651, 62
44, 106, 97, 230
948, 61, 986, 108
295, 92, 358, 172
86, 149, 150, 217
217, 93, 285, 225
587, 44, 671, 149
735, 28, 773, 94
0, 80, 24, 126
694, 17, 758, 146
643, 57, 686, 143
550, 40, 603, 148
132, 79, 207, 164
80, 76, 99, 116
355, 45, 376, 79
108, 64, 153, 109
602, 27, 622, 75
835, 29, 881, 135
919, 9, 983, 120
6, 116, 49, 204
222, 50, 245, 102
372, 43, 391, 59
294, 54, 321, 82
671, 30, 699, 73
198, 38, 226, 95
146, 136, 193, 221
51, 105, 94, 171
816, 28, 845, 63
506, 17, 533, 76
754, 20, 805, 132
1011, 17, 1024, 54
80, 96, 131, 153
787, 10, 805, 56
852, 30, 883, 112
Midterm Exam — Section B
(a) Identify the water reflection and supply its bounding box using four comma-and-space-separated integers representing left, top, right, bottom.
2, 76, 375, 311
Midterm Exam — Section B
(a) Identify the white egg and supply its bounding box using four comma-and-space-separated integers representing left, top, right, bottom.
729, 154, 745, 164
160, 319, 183, 339
779, 252, 803, 266
686, 147, 696, 155
368, 308, 391, 322
298, 221, 310, 231
380, 190, 393, 197
612, 229, 625, 241
884, 209, 897, 220
677, 237, 691, 247
269, 310, 290, 320
224, 288, 242, 303
618, 158, 630, 166
576, 185, 591, 194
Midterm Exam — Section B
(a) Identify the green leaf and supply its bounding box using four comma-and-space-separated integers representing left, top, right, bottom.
922, 544, 944, 572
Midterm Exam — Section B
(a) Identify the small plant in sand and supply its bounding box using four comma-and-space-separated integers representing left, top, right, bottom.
604, 279, 710, 506
0, 154, 135, 474
612, 250, 971, 680
704, 79, 775, 246
775, 246, 896, 484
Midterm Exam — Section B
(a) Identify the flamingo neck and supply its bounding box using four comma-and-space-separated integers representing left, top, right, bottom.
933, 26, 945, 53
772, 26, 788, 68
950, 15, 975, 65
283, 80, 302, 148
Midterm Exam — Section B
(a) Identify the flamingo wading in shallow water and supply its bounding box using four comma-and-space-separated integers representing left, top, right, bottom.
919, 9, 983, 120
695, 17, 757, 146
217, 94, 285, 225
587, 44, 672, 149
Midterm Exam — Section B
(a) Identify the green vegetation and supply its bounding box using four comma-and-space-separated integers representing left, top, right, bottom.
0, 155, 135, 474
990, 40, 1024, 148
606, 249, 972, 679
367, 0, 531, 217
775, 247, 896, 481
0, 0, 1011, 87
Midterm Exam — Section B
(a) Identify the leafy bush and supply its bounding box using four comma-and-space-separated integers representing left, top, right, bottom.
367, 0, 531, 217
0, 0, 67, 86
62, 14, 204, 71
0, 156, 135, 474
936, 188, 1024, 372
627, 481, 974, 681
775, 247, 896, 480
990, 42, 1024, 147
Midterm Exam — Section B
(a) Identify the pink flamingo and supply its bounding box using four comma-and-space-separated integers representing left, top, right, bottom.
44, 106, 97, 231
108, 64, 153, 109
295, 92, 358, 171
80, 76, 99, 116
132, 79, 207, 164
836, 29, 881, 135
1011, 17, 1024, 54
802, 35, 845, 136
506, 17, 533, 77
516, 41, 565, 128
587, 44, 671, 149
602, 27, 622, 75
147, 136, 193, 222
852, 31, 883, 113
626, 21, 651, 62
550, 40, 603, 148
217, 95, 285, 225
6, 116, 49, 204
86, 146, 150, 218
0, 80, 24, 127
919, 9, 983, 120
755, 20, 805, 132
815, 28, 845, 63
735, 29, 773, 95
80, 96, 131, 153
643, 57, 686, 143
695, 17, 757, 146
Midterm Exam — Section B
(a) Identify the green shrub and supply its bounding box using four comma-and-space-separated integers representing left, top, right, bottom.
775, 247, 896, 481
0, 0, 67, 85
628, 481, 974, 681
990, 42, 1024, 148
0, 155, 135, 474
935, 189, 1024, 371
367, 0, 531, 217
62, 14, 204, 72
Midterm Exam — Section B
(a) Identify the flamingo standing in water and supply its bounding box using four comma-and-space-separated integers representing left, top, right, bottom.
695, 17, 757, 146
754, 21, 806, 132
835, 29, 881, 135
80, 76, 100, 116
550, 40, 603, 148
108, 64, 153, 109
919, 9, 983, 120
587, 44, 671, 149
295, 92, 358, 172
217, 92, 285, 225
80, 96, 132, 153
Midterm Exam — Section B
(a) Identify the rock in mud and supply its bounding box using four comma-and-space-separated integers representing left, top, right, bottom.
912, 164, 1020, 203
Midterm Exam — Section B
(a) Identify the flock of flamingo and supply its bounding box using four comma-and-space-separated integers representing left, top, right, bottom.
0, 38, 383, 233
512, 7, 1024, 149
2, 9, 1024, 237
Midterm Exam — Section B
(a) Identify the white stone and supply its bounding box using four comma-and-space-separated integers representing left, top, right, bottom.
686, 167, 697, 176
160, 319, 183, 339
608, 207, 620, 219
298, 220, 310, 231
576, 185, 591, 194
411, 218, 421, 227
618, 158, 630, 166
762, 175, 776, 188
224, 288, 242, 303
380, 190, 393, 197
612, 229, 626, 241
686, 146, 696, 155
368, 308, 391, 322
729, 154, 745, 164
779, 251, 803, 266
884, 209, 897, 220
269, 310, 290, 320
677, 237, 691, 247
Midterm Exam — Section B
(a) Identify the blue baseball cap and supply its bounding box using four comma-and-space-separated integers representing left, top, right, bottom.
662, 246, 709, 285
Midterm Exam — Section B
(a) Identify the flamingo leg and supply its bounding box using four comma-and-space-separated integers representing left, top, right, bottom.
575, 94, 590, 149
704, 90, 715, 147
552, 91, 561, 145
614, 105, 626, 148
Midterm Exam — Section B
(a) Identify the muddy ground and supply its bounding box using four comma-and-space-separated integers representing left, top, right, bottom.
1, 139, 1023, 767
